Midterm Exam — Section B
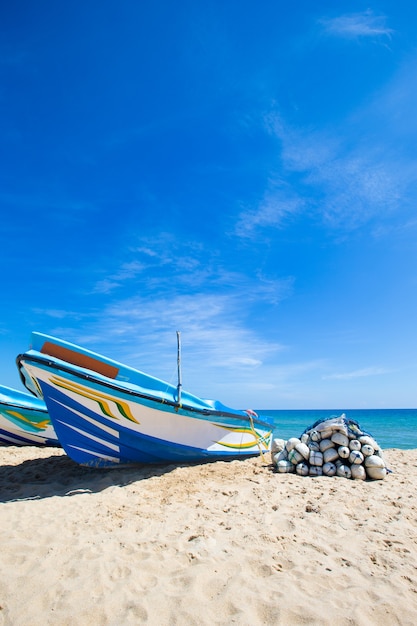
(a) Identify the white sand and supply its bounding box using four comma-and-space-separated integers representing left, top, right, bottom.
1, 447, 417, 625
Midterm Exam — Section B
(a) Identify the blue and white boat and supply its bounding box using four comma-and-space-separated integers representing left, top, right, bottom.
16, 332, 273, 467
0, 384, 59, 446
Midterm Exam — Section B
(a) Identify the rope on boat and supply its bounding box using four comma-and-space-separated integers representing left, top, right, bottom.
247, 410, 267, 464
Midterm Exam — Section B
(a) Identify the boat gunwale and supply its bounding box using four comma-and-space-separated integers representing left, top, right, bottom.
0, 389, 48, 413
0, 401, 48, 413
16, 353, 273, 429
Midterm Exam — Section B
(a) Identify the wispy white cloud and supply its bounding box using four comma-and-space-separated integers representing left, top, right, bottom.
93, 262, 146, 294
323, 367, 392, 380
32, 308, 89, 321
372, 217, 417, 239
236, 122, 401, 235
91, 233, 293, 305
276, 117, 402, 226
209, 357, 329, 406
319, 10, 394, 40
235, 186, 304, 237
232, 21, 417, 242
50, 291, 286, 402
43, 230, 292, 399
310, 155, 400, 229
236, 85, 412, 237
91, 234, 203, 294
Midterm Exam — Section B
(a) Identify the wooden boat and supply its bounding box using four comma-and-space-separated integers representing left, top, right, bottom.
16, 332, 273, 467
0, 384, 59, 446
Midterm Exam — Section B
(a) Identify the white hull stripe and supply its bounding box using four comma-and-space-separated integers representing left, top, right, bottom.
68, 445, 120, 463
56, 419, 119, 452
50, 398, 119, 438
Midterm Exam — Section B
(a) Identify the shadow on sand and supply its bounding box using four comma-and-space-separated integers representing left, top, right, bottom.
0, 452, 182, 503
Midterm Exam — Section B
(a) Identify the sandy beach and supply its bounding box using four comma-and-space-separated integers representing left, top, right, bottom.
0, 446, 416, 625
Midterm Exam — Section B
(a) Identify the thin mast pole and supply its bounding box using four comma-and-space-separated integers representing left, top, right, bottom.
176, 330, 182, 405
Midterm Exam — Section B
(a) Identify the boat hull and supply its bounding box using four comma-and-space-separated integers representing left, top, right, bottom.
0, 384, 59, 447
17, 335, 273, 467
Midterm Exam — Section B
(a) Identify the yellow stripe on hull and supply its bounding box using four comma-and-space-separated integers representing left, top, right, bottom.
50, 376, 139, 424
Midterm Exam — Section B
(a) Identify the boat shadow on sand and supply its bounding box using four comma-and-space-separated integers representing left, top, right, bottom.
0, 453, 184, 503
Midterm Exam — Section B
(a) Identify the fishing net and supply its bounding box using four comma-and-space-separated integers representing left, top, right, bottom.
272, 413, 389, 480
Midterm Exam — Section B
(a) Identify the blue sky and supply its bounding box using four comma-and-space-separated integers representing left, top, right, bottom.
1, 1, 416, 409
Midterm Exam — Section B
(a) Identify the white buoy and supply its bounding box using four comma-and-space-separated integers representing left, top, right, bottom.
286, 437, 301, 453
271, 438, 286, 455
273, 449, 288, 465
308, 441, 320, 452
309, 450, 323, 466
336, 464, 352, 479
309, 465, 323, 477
364, 454, 386, 480
349, 450, 364, 465
366, 466, 387, 480
276, 460, 295, 473
323, 447, 339, 464
295, 442, 310, 460
322, 462, 337, 476
364, 454, 385, 468
338, 446, 350, 459
359, 435, 378, 450
332, 432, 349, 447
349, 439, 361, 451
288, 448, 304, 465
309, 430, 321, 442
361, 443, 374, 457
351, 464, 366, 480
301, 433, 309, 444
319, 438, 334, 452
296, 462, 309, 476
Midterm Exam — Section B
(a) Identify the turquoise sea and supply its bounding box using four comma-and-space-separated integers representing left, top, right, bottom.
257, 408, 417, 450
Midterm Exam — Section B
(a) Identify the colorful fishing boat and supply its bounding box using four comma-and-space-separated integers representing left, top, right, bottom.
0, 384, 59, 446
16, 332, 273, 467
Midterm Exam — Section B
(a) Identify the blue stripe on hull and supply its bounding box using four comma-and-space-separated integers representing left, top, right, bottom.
40, 380, 264, 467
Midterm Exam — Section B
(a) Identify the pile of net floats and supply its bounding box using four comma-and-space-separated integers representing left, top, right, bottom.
271, 414, 388, 480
